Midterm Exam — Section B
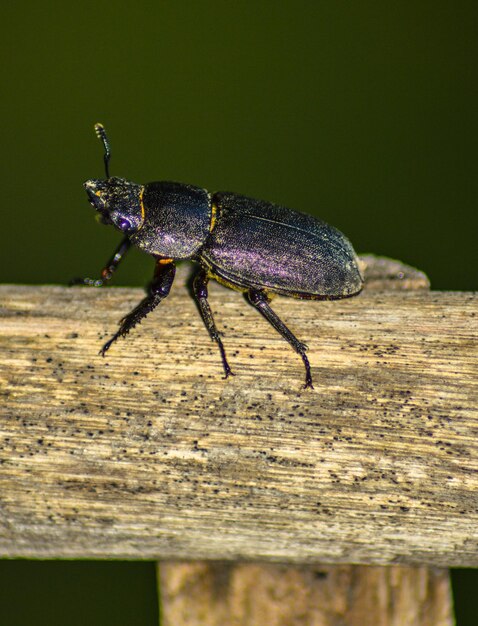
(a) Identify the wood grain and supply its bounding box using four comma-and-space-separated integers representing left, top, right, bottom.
0, 256, 476, 565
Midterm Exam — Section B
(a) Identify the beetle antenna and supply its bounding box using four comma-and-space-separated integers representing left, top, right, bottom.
94, 123, 111, 178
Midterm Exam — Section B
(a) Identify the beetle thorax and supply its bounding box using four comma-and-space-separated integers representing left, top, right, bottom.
130, 181, 212, 260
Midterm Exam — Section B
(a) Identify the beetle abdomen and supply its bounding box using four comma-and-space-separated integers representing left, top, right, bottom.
201, 192, 363, 298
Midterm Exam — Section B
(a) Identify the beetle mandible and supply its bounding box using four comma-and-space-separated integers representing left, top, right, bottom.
74, 123, 364, 388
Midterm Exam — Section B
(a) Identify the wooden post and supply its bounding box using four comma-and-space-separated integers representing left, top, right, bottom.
159, 563, 454, 626
1, 256, 476, 624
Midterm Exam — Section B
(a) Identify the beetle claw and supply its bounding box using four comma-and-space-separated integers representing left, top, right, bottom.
99, 335, 117, 356
222, 367, 235, 380
69, 276, 104, 287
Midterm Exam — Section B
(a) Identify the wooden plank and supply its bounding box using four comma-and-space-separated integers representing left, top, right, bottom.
0, 256, 476, 565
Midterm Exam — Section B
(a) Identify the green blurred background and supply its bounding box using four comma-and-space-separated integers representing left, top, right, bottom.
1, 1, 476, 624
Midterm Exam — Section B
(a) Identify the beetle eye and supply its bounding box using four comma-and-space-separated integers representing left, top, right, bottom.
118, 218, 132, 232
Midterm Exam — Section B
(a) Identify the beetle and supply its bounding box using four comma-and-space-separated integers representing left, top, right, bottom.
74, 123, 363, 388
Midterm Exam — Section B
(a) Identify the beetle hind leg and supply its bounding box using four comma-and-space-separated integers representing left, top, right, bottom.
247, 289, 313, 389
193, 268, 234, 379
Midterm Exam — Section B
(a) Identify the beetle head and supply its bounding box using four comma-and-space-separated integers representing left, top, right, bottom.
84, 177, 144, 235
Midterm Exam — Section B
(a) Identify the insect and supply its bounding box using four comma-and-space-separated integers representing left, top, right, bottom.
74, 123, 363, 388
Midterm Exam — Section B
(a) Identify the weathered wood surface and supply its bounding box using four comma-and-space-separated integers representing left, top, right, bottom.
159, 562, 454, 626
157, 258, 456, 626
0, 256, 477, 565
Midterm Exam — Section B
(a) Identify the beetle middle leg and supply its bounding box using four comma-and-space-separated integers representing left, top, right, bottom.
193, 268, 234, 379
100, 259, 176, 356
70, 236, 132, 287
247, 289, 313, 389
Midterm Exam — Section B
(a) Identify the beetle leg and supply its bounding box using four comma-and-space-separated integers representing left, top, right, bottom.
247, 289, 313, 389
100, 260, 176, 356
70, 236, 132, 287
193, 268, 234, 379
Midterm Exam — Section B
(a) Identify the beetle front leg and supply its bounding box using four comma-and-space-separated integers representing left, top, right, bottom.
247, 289, 313, 389
193, 268, 234, 379
71, 236, 132, 287
100, 259, 176, 356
